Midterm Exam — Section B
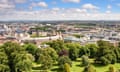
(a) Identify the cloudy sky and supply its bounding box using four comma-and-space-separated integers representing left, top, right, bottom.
0, 0, 120, 21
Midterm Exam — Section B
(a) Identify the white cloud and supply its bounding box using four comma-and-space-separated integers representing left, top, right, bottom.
64, 8, 87, 13
0, 0, 8, 3
29, 2, 48, 10
82, 4, 99, 10
0, 2, 15, 11
0, 8, 120, 21
38, 2, 48, 8
107, 5, 112, 9
0, 0, 15, 10
106, 10, 111, 13
0, 0, 119, 21
75, 8, 87, 13
52, 8, 60, 11
14, 0, 27, 3
0, 4, 15, 9
62, 0, 80, 3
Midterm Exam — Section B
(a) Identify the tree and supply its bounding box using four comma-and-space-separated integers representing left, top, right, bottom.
79, 46, 90, 57
46, 40, 66, 53
35, 48, 58, 70
85, 44, 98, 58
64, 63, 71, 72
100, 56, 110, 65
39, 54, 53, 70
0, 41, 34, 72
58, 56, 72, 70
0, 52, 8, 65
13, 52, 34, 72
95, 40, 117, 65
108, 66, 115, 72
0, 64, 10, 72
35, 48, 42, 62
66, 43, 79, 61
100, 52, 116, 65
0, 52, 10, 72
37, 48, 53, 70
2, 41, 23, 56
81, 55, 89, 66
45, 48, 58, 62
114, 48, 120, 63
83, 65, 96, 72
2, 41, 25, 72
23, 43, 37, 56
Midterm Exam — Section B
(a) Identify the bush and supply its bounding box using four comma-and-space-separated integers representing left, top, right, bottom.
83, 65, 96, 72
81, 55, 89, 66
58, 56, 72, 69
108, 66, 115, 72
100, 56, 110, 65
66, 43, 79, 61
79, 46, 90, 57
64, 63, 71, 72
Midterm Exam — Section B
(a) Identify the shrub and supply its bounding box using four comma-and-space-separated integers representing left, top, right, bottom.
81, 55, 89, 66
64, 63, 71, 72
83, 65, 96, 72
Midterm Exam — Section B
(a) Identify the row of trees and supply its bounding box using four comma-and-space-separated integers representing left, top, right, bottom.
45, 40, 120, 71
0, 41, 60, 72
1, 39, 120, 72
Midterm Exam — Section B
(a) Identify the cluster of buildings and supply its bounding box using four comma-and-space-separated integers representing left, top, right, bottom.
64, 27, 120, 46
0, 21, 120, 47
0, 24, 30, 44
0, 23, 62, 46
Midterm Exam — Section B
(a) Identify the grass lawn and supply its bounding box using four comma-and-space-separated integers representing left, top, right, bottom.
32, 58, 120, 72
30, 33, 47, 38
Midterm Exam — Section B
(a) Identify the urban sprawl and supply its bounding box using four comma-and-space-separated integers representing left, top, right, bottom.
0, 21, 120, 47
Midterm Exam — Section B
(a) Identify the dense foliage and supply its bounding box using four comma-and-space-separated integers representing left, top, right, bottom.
66, 43, 80, 61
95, 40, 117, 65
1, 39, 120, 72
35, 48, 58, 70
58, 56, 72, 69
0, 42, 34, 72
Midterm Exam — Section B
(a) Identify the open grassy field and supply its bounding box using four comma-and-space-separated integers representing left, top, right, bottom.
30, 33, 47, 38
32, 58, 120, 72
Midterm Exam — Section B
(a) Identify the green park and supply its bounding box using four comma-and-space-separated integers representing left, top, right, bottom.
0, 40, 120, 72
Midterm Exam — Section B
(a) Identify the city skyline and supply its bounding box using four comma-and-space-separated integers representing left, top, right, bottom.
0, 0, 120, 21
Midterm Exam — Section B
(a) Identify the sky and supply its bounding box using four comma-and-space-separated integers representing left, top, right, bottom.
0, 0, 120, 21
